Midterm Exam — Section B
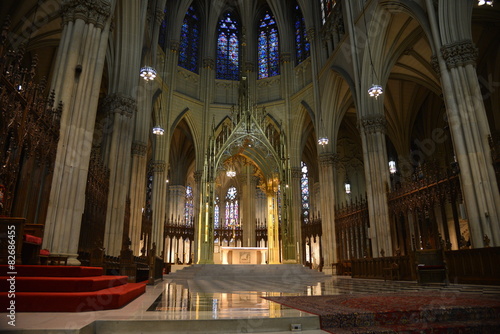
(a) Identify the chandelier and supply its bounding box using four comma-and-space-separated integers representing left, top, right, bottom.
478, 0, 493, 5
152, 125, 164, 135
140, 66, 157, 81
318, 136, 329, 146
226, 168, 236, 178
368, 84, 383, 99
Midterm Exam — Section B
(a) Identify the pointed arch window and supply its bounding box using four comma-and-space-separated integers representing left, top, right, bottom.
179, 5, 200, 73
184, 185, 194, 226
158, 6, 168, 52
225, 186, 239, 228
216, 12, 240, 80
301, 161, 310, 224
214, 196, 220, 229
294, 3, 310, 65
320, 0, 336, 25
258, 11, 280, 79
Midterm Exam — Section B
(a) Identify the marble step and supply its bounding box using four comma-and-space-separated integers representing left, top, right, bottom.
167, 264, 326, 280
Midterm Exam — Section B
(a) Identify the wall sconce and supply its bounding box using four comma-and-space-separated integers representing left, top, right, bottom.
389, 160, 397, 174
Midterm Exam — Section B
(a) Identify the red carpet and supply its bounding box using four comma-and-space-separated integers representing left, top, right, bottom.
263, 292, 500, 333
0, 265, 146, 312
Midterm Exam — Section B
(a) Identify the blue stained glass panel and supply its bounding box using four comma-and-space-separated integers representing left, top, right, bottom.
216, 13, 240, 80
294, 2, 310, 65
257, 11, 280, 79
178, 6, 199, 73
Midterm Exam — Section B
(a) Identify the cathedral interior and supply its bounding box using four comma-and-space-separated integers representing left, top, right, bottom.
0, 0, 500, 332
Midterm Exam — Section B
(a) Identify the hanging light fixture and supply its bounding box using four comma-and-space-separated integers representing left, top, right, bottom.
226, 167, 236, 178
140, 66, 157, 81
363, 6, 383, 99
226, 158, 236, 178
344, 177, 351, 194
389, 160, 397, 174
478, 0, 493, 5
152, 125, 164, 135
368, 84, 383, 99
140, 1, 158, 81
318, 136, 329, 146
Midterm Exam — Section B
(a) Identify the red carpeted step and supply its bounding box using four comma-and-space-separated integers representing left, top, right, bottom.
0, 265, 103, 277
0, 275, 129, 292
0, 283, 146, 312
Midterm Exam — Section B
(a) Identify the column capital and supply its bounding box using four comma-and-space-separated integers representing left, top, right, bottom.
280, 53, 292, 64
306, 28, 316, 42
61, 0, 112, 29
155, 7, 165, 26
131, 141, 147, 156
290, 167, 302, 179
103, 93, 137, 118
194, 170, 203, 183
441, 39, 478, 69
358, 115, 387, 134
319, 152, 338, 167
170, 40, 180, 52
244, 61, 254, 73
203, 58, 215, 70
152, 160, 166, 173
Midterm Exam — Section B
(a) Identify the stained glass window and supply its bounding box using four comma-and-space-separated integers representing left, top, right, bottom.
214, 196, 220, 229
216, 12, 240, 80
158, 6, 168, 51
184, 186, 194, 226
225, 186, 239, 228
178, 5, 200, 73
294, 3, 310, 65
301, 161, 310, 224
320, 0, 336, 25
258, 11, 279, 79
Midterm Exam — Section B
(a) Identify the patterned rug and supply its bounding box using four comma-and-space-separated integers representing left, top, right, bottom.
263, 292, 500, 333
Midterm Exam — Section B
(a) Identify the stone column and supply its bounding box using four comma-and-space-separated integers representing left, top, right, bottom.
101, 0, 147, 256
318, 153, 337, 274
425, 0, 500, 247
266, 185, 280, 264
440, 40, 500, 246
150, 160, 167, 255
44, 0, 113, 265
102, 94, 137, 256
290, 167, 303, 263
192, 170, 203, 262
129, 141, 147, 255
359, 115, 392, 257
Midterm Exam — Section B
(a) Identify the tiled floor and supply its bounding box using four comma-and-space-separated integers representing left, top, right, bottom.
2, 272, 500, 333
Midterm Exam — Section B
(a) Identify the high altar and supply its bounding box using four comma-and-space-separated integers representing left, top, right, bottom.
220, 247, 268, 265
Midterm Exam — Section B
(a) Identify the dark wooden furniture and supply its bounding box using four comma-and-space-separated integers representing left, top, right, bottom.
415, 249, 448, 285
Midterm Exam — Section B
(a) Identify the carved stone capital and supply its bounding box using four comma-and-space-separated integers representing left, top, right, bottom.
104, 94, 136, 117
319, 152, 338, 167
291, 167, 302, 179
102, 93, 137, 118
194, 170, 203, 183
280, 53, 292, 64
170, 40, 180, 52
244, 61, 254, 73
131, 141, 147, 156
441, 40, 478, 69
358, 115, 387, 134
155, 8, 165, 26
306, 28, 316, 42
61, 0, 112, 30
152, 161, 166, 173
203, 58, 215, 70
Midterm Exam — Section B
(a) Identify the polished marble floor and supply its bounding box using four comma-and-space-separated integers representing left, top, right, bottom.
2, 271, 500, 333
